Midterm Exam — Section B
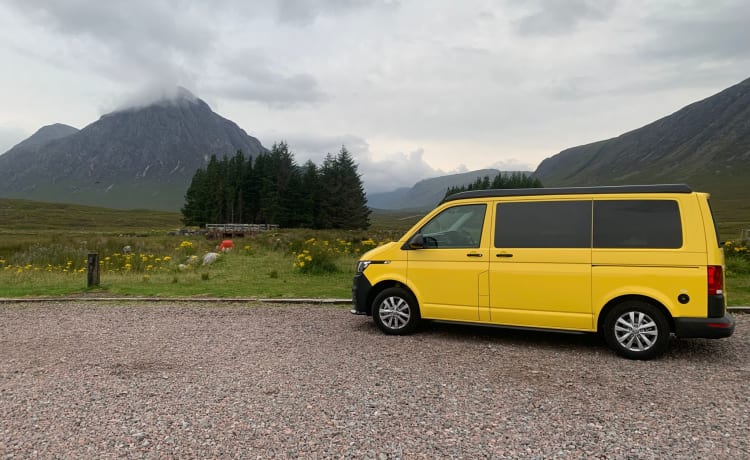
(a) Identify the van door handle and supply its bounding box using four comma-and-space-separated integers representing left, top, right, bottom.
496, 253, 513, 258
466, 253, 483, 257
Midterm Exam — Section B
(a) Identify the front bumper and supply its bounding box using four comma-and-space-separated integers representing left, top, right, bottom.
674, 313, 735, 339
351, 273, 373, 315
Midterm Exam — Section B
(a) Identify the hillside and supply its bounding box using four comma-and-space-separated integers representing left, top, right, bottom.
8, 123, 79, 151
0, 88, 267, 211
534, 77, 750, 200
0, 198, 181, 232
368, 169, 505, 210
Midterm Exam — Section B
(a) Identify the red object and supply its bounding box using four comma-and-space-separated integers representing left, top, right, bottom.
218, 240, 234, 251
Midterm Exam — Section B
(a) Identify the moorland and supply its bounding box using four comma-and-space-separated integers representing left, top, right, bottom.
0, 198, 748, 305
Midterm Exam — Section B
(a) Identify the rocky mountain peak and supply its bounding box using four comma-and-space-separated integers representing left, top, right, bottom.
0, 88, 267, 210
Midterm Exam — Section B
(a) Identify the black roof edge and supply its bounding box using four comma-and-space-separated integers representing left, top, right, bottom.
441, 184, 693, 203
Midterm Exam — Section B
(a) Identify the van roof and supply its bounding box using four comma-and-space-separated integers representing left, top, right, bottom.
441, 184, 692, 203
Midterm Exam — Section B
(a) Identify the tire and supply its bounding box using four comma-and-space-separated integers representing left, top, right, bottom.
372, 287, 421, 335
603, 301, 670, 360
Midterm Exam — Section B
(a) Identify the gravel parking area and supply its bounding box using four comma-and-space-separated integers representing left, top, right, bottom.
1, 302, 748, 458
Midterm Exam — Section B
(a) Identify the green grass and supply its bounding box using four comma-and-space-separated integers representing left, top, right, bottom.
0, 232, 369, 298
727, 275, 750, 306
709, 196, 750, 242
0, 198, 182, 232
726, 255, 750, 306
0, 247, 357, 298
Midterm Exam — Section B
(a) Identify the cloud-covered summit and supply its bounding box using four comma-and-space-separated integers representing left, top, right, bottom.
112, 86, 201, 113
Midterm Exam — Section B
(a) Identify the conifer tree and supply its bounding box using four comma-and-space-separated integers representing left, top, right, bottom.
444, 172, 543, 199
181, 142, 372, 229
181, 168, 210, 226
317, 147, 370, 229
298, 160, 319, 227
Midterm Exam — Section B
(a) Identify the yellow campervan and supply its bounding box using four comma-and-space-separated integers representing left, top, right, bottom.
352, 184, 734, 359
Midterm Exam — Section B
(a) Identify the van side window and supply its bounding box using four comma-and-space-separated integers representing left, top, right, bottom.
495, 201, 591, 248
593, 200, 682, 248
419, 204, 486, 248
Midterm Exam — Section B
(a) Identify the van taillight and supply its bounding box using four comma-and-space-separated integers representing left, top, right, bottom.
708, 265, 723, 295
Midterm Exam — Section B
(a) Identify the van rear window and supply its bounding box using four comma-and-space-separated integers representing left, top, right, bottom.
593, 200, 682, 249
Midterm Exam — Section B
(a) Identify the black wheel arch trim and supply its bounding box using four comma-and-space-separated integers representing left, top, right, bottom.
597, 295, 674, 333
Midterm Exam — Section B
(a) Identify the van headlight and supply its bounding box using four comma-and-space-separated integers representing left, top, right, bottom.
356, 260, 389, 273
356, 260, 372, 273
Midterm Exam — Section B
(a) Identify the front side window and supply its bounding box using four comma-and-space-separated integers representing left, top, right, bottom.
495, 201, 592, 248
593, 200, 682, 248
419, 204, 486, 248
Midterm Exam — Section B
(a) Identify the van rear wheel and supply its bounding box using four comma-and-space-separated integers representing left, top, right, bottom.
372, 287, 420, 335
603, 301, 670, 360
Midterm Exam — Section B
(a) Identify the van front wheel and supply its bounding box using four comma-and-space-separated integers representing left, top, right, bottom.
603, 302, 670, 360
373, 287, 421, 335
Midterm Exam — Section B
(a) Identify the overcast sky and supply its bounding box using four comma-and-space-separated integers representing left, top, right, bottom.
1, 0, 749, 193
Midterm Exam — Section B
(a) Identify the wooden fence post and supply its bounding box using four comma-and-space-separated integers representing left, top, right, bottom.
87, 253, 100, 287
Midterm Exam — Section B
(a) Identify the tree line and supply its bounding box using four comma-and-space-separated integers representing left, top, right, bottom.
444, 172, 543, 198
181, 142, 371, 229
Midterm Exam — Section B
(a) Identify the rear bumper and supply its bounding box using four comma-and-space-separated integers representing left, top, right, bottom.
674, 313, 735, 339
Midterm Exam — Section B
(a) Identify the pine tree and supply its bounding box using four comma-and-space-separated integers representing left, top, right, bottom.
317, 153, 338, 229
181, 168, 210, 226
298, 160, 319, 228
335, 146, 371, 229
444, 172, 544, 199
316, 146, 370, 229
181, 142, 371, 229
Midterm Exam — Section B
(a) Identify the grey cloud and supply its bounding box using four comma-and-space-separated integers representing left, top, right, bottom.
261, 133, 448, 193
541, 76, 599, 100
5, 0, 214, 85
5, 1, 331, 107
7, 1, 214, 58
111, 85, 200, 112
275, 0, 396, 25
639, 4, 750, 63
210, 50, 326, 107
357, 148, 451, 194
486, 158, 535, 172
511, 0, 616, 36
213, 73, 326, 108
256, 133, 368, 167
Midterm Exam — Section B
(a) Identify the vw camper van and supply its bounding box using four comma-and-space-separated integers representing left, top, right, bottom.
352, 184, 734, 359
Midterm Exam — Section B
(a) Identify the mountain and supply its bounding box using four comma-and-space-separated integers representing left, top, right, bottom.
0, 88, 267, 210
8, 123, 79, 151
367, 169, 507, 210
534, 77, 750, 200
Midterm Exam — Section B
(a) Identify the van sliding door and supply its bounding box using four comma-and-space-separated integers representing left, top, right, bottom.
489, 200, 594, 331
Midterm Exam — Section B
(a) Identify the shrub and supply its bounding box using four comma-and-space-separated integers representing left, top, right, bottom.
292, 248, 338, 274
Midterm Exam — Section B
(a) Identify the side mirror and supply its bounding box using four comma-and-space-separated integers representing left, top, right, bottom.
407, 233, 424, 249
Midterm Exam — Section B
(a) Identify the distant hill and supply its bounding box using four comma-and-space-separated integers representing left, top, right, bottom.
0, 87, 267, 211
534, 77, 750, 201
367, 169, 513, 210
8, 123, 79, 151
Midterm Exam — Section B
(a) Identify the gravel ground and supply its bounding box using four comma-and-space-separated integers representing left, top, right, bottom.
0, 302, 748, 459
